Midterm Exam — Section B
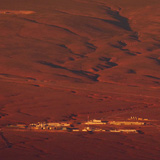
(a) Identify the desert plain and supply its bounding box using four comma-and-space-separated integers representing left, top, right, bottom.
0, 0, 160, 160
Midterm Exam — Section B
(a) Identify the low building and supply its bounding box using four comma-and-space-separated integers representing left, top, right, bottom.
109, 129, 138, 133
32, 126, 40, 130
61, 127, 67, 131
47, 122, 70, 127
72, 129, 80, 132
82, 128, 88, 132
85, 119, 106, 125
8, 124, 26, 129
93, 129, 106, 132
16, 124, 26, 128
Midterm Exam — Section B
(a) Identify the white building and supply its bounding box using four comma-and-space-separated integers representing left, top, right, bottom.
85, 119, 106, 125
109, 129, 138, 133
47, 122, 70, 127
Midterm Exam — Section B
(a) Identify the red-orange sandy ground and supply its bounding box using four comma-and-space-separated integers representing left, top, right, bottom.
0, 0, 160, 159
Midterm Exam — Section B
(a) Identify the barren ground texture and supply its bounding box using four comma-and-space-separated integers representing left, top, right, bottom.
0, 0, 160, 160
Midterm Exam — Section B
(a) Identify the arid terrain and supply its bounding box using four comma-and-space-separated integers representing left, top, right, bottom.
0, 0, 160, 159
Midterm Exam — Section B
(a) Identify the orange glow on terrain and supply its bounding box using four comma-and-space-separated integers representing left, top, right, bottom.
0, 0, 160, 159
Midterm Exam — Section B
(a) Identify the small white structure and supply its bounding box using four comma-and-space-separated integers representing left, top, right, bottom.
82, 127, 92, 132
82, 128, 88, 132
72, 129, 80, 132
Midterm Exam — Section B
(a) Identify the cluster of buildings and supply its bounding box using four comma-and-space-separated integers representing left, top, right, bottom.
28, 121, 108, 132
7, 117, 148, 134
108, 121, 145, 125
72, 127, 106, 132
29, 122, 70, 131
128, 116, 149, 121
